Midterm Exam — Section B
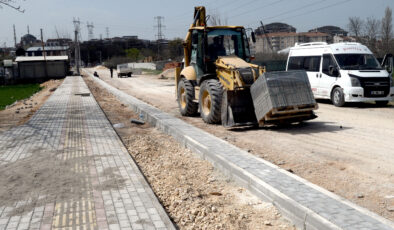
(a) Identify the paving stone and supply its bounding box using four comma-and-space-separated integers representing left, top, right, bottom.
0, 77, 174, 230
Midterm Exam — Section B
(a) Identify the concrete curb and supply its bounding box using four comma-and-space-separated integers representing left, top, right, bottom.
83, 70, 394, 230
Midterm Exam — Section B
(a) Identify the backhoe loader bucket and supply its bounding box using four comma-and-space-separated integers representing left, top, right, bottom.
221, 90, 258, 127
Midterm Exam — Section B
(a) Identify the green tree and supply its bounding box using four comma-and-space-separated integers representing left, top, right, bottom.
125, 48, 140, 61
168, 38, 183, 61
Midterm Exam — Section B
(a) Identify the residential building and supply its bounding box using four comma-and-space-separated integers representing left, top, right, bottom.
252, 32, 330, 54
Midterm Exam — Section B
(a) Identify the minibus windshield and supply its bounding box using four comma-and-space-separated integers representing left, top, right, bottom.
334, 54, 382, 70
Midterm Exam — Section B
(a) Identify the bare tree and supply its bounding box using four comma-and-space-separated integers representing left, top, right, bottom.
381, 7, 393, 53
208, 10, 228, 26
364, 17, 380, 54
348, 17, 364, 41
0, 0, 25, 12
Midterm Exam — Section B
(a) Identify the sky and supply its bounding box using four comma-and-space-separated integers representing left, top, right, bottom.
0, 0, 393, 47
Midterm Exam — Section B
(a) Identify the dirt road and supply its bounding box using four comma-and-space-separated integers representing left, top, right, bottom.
86, 67, 394, 221
84, 76, 294, 230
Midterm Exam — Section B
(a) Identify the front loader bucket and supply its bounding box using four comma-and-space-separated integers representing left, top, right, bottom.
221, 90, 258, 127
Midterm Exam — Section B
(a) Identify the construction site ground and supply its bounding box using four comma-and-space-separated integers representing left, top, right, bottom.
0, 76, 293, 230
84, 76, 294, 230
87, 66, 394, 222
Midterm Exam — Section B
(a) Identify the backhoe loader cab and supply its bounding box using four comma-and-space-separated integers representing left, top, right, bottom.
188, 26, 253, 81
175, 6, 318, 127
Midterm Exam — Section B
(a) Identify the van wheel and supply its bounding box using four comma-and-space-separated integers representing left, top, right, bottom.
375, 101, 389, 106
331, 87, 345, 107
199, 79, 223, 124
177, 79, 198, 116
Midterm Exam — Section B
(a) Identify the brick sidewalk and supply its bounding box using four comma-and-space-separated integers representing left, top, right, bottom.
0, 77, 175, 230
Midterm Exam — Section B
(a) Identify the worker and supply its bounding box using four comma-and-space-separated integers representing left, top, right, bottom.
208, 36, 226, 60
110, 66, 113, 78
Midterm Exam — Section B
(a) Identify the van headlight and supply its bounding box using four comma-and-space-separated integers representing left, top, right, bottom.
350, 76, 361, 87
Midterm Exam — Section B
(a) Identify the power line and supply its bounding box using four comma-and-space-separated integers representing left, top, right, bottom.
276, 0, 353, 24
246, 0, 353, 30
231, 0, 285, 20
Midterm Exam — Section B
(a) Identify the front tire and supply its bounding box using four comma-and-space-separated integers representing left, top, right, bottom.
331, 87, 345, 107
177, 79, 198, 116
375, 100, 389, 106
199, 79, 223, 124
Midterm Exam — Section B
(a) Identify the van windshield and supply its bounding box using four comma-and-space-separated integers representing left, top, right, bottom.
334, 54, 382, 70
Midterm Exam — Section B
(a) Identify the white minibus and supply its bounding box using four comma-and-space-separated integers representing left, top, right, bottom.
286, 42, 394, 106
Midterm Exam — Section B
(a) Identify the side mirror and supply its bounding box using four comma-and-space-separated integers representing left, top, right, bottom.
329, 65, 339, 77
382, 54, 393, 74
251, 32, 256, 43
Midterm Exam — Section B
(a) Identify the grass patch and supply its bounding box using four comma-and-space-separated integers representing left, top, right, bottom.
0, 84, 43, 110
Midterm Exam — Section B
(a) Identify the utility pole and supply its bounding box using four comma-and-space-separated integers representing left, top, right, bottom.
87, 22, 94, 41
73, 17, 81, 75
154, 16, 165, 60
13, 24, 17, 48
41, 28, 48, 78
106, 27, 109, 39
27, 25, 30, 34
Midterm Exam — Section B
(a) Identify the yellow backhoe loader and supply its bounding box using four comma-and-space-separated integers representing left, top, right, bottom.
175, 6, 318, 127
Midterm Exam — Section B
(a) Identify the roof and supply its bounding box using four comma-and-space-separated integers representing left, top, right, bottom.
290, 42, 372, 55
26, 46, 69, 52
15, 56, 69, 62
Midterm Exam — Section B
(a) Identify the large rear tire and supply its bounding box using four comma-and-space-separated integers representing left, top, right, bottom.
331, 87, 345, 107
199, 79, 223, 124
177, 79, 198, 116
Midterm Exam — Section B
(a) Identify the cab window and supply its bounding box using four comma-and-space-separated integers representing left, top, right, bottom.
322, 54, 337, 76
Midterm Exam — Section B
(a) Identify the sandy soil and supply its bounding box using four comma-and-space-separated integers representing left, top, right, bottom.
84, 76, 295, 230
0, 80, 63, 134
85, 67, 394, 221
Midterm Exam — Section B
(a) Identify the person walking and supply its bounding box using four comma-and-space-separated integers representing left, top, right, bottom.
110, 66, 113, 78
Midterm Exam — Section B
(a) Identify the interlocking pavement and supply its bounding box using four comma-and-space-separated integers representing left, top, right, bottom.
0, 76, 175, 230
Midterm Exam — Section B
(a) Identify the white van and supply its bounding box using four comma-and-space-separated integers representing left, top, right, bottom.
286, 42, 394, 106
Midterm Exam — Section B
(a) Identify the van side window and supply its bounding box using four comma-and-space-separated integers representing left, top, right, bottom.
322, 54, 336, 76
288, 56, 321, 72
304, 56, 321, 72
288, 57, 304, 70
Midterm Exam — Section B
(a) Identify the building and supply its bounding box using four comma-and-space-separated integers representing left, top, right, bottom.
255, 22, 296, 35
252, 32, 330, 54
46, 38, 73, 47
308, 26, 348, 37
15, 56, 69, 82
26, 46, 70, 57
333, 35, 356, 43
20, 34, 40, 47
